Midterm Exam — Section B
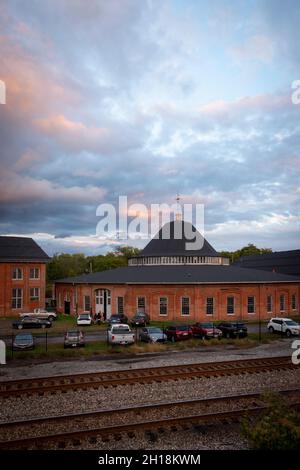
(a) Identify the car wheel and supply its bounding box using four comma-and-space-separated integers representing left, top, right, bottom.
226, 332, 230, 339
48, 316, 55, 322
171, 336, 176, 343
41, 324, 46, 329
18, 325, 23, 329
268, 326, 274, 334
286, 330, 292, 338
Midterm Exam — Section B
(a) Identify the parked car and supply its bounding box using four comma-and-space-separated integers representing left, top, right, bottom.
107, 324, 135, 345
13, 333, 35, 350
12, 317, 52, 330
64, 330, 85, 348
76, 314, 92, 326
164, 325, 193, 342
130, 312, 150, 327
19, 308, 57, 321
108, 314, 128, 325
191, 322, 222, 339
217, 322, 248, 338
139, 327, 167, 343
267, 318, 300, 337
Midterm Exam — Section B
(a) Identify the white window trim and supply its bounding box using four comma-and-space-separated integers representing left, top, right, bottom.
29, 267, 40, 280
227, 297, 235, 316
30, 287, 40, 301
291, 294, 297, 311
247, 296, 256, 315
206, 297, 214, 316
84, 295, 91, 313
279, 295, 285, 312
12, 267, 23, 280
159, 296, 168, 316
267, 295, 273, 313
117, 296, 124, 315
137, 296, 146, 311
181, 296, 190, 316
12, 288, 23, 309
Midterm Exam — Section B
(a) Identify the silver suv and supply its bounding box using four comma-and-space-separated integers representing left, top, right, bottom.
267, 317, 300, 337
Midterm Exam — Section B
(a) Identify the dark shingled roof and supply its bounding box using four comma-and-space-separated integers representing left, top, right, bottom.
0, 236, 50, 262
138, 220, 219, 257
55, 265, 300, 285
234, 250, 300, 277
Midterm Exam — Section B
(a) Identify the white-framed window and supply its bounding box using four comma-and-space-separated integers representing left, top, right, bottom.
12, 288, 22, 309
30, 287, 40, 301
30, 267, 40, 279
84, 295, 91, 312
159, 297, 168, 315
181, 297, 190, 316
247, 296, 255, 314
292, 294, 297, 311
117, 296, 124, 314
280, 294, 285, 312
227, 296, 235, 315
206, 297, 214, 315
267, 295, 273, 313
137, 296, 145, 312
12, 267, 22, 280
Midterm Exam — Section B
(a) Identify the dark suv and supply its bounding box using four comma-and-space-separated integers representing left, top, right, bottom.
130, 312, 150, 327
108, 314, 128, 325
217, 322, 248, 338
165, 325, 193, 342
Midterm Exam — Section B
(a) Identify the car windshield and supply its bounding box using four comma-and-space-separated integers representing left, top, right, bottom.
177, 326, 190, 331
67, 331, 81, 337
113, 327, 130, 333
16, 334, 32, 341
24, 318, 38, 322
285, 320, 298, 326
233, 323, 245, 328
148, 328, 162, 334
79, 315, 90, 319
202, 323, 214, 328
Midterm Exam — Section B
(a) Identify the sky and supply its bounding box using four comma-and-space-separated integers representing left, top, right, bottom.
0, 0, 300, 256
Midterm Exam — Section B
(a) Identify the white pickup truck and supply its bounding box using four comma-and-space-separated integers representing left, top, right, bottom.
107, 324, 135, 345
19, 308, 57, 321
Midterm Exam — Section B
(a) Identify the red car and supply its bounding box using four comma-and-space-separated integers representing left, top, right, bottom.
191, 322, 222, 339
165, 325, 193, 342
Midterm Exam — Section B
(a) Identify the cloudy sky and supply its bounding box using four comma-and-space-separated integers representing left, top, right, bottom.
0, 0, 300, 255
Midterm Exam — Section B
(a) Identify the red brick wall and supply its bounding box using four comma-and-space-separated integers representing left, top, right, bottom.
0, 262, 47, 317
55, 282, 300, 321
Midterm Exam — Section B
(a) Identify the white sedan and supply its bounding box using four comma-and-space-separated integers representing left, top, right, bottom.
76, 314, 92, 326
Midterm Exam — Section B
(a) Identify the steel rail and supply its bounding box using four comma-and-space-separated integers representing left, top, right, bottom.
0, 356, 296, 398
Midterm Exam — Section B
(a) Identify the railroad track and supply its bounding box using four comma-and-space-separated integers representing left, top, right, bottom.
0, 355, 297, 398
0, 388, 299, 449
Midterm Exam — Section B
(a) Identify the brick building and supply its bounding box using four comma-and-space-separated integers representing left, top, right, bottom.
55, 220, 300, 321
0, 237, 50, 317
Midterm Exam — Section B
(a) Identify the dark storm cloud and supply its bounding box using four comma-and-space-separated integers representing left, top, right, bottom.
0, 0, 299, 254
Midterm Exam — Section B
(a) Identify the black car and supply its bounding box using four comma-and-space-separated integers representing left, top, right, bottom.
12, 317, 52, 330
130, 312, 150, 327
108, 314, 128, 325
217, 322, 248, 338
13, 333, 35, 350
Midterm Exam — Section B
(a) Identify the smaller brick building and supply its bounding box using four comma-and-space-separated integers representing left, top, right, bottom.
0, 237, 50, 317
55, 220, 300, 322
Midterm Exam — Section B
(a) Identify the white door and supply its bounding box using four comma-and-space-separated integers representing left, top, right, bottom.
95, 290, 104, 315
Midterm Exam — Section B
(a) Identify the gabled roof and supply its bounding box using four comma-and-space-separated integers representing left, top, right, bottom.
0, 236, 50, 262
137, 220, 219, 257
55, 265, 300, 285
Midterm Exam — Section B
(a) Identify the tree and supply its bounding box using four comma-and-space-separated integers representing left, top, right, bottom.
219, 244, 272, 263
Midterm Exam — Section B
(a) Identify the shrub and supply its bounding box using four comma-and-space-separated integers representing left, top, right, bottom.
241, 392, 300, 450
